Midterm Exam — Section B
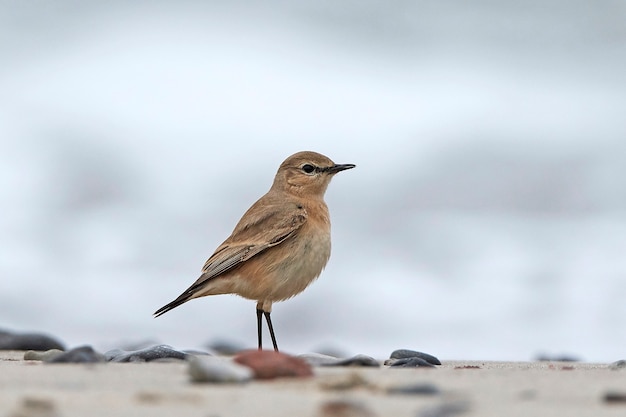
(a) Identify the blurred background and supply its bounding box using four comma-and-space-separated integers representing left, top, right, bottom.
1, 0, 625, 361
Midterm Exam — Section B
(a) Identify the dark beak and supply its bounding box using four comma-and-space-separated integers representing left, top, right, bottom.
327, 163, 356, 174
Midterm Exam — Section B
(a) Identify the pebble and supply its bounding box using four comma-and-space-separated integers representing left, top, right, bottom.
188, 355, 253, 383
604, 391, 626, 404
206, 340, 246, 355
387, 357, 437, 368
299, 353, 380, 367
609, 360, 626, 370
387, 382, 441, 395
9, 396, 59, 417
388, 349, 441, 365
418, 400, 470, 417
535, 353, 580, 362
234, 350, 313, 379
0, 329, 65, 351
44, 346, 106, 363
317, 400, 376, 417
330, 354, 380, 367
24, 349, 64, 362
299, 353, 342, 366
105, 344, 188, 362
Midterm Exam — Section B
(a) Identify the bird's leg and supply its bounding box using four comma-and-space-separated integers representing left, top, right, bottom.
256, 308, 263, 350
263, 311, 279, 352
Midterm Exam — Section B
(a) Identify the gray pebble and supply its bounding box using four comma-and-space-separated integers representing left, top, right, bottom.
106, 344, 188, 362
387, 383, 441, 395
188, 356, 253, 383
206, 340, 246, 355
299, 353, 343, 366
604, 391, 626, 403
24, 349, 64, 361
390, 349, 441, 365
535, 353, 580, 362
418, 400, 470, 417
609, 360, 626, 370
183, 349, 212, 356
45, 346, 105, 363
299, 353, 380, 367
387, 357, 437, 368
328, 354, 380, 367
0, 329, 65, 351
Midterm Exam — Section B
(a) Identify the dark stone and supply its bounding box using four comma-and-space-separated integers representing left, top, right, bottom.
609, 360, 626, 370
105, 344, 188, 362
387, 383, 441, 395
418, 400, 470, 417
535, 353, 580, 362
206, 340, 246, 355
389, 349, 441, 365
387, 357, 437, 368
0, 329, 65, 351
603, 391, 626, 404
325, 354, 380, 367
45, 345, 105, 363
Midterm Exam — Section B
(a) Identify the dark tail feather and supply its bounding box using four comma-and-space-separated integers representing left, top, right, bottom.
153, 294, 192, 317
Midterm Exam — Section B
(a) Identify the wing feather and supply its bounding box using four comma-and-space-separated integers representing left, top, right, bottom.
153, 198, 307, 317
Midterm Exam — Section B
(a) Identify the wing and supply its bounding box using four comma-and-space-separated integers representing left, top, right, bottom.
154, 199, 307, 316
200, 211, 306, 278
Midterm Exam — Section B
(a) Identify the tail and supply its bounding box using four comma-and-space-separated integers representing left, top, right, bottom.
153, 293, 193, 317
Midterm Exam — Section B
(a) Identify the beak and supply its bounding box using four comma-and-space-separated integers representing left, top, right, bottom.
327, 163, 356, 174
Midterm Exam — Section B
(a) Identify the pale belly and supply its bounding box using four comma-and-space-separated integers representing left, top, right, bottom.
229, 228, 332, 302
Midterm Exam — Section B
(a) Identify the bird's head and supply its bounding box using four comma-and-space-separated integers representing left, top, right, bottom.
272, 151, 355, 198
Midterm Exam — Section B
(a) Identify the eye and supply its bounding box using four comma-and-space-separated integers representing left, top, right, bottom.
301, 164, 316, 174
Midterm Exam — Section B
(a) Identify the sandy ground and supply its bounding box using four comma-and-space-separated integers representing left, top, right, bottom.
1, 350, 625, 417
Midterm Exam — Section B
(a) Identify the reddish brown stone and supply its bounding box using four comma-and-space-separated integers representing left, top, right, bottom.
234, 350, 313, 379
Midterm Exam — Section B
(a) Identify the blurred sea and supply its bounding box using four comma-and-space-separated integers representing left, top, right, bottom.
1, 0, 625, 361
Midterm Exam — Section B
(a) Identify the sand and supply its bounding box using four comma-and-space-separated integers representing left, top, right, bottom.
1, 350, 625, 417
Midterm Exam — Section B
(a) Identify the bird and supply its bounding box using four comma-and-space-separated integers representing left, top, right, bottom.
154, 151, 355, 352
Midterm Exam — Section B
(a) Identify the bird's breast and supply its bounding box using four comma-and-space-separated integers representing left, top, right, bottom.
267, 218, 331, 301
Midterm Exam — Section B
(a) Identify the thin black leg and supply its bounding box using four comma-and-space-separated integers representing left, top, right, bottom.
264, 311, 279, 352
256, 308, 263, 350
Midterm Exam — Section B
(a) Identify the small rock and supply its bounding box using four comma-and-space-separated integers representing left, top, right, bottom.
234, 350, 313, 379
9, 397, 59, 417
387, 357, 436, 368
188, 356, 253, 383
183, 349, 212, 356
300, 353, 380, 367
330, 354, 380, 367
105, 344, 188, 362
418, 400, 470, 417
389, 349, 441, 365
24, 349, 64, 361
299, 353, 342, 366
0, 329, 65, 351
535, 353, 580, 362
317, 400, 376, 417
609, 360, 626, 370
206, 340, 246, 355
44, 346, 105, 363
604, 391, 626, 404
387, 383, 440, 395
